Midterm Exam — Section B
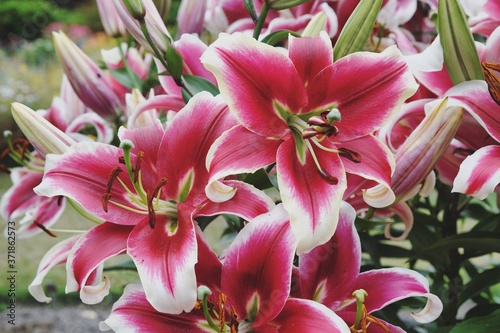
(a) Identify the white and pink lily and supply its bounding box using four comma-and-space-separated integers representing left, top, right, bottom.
33, 92, 275, 313
201, 32, 417, 253
100, 204, 351, 332
297, 202, 443, 332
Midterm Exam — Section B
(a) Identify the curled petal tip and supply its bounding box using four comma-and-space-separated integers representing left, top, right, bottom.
363, 184, 396, 208
205, 180, 237, 203
410, 293, 443, 323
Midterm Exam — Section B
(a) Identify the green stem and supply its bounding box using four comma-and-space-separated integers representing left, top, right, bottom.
201, 295, 220, 333
116, 37, 142, 89
253, 2, 270, 40
138, 20, 193, 98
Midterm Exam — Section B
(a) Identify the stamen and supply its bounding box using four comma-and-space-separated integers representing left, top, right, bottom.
338, 147, 362, 163
133, 151, 144, 184
102, 167, 123, 212
147, 178, 167, 228
318, 168, 339, 185
33, 220, 57, 237
349, 289, 391, 333
219, 294, 226, 333
481, 62, 500, 106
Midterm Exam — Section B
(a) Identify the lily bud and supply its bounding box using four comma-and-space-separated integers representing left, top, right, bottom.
364, 98, 463, 207
11, 103, 76, 157
122, 0, 146, 19
177, 0, 207, 37
302, 11, 327, 37
52, 31, 122, 118
96, 0, 127, 37
114, 0, 173, 55
266, 0, 312, 11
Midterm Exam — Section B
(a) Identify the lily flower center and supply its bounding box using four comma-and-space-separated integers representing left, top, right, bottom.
0, 132, 44, 173
100, 140, 177, 229
349, 289, 390, 333
196, 287, 238, 333
288, 110, 361, 185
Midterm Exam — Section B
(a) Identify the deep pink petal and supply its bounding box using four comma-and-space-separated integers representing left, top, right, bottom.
307, 46, 418, 141
277, 138, 346, 254
299, 202, 360, 309
127, 205, 198, 314
157, 92, 237, 204
100, 284, 211, 333
201, 33, 307, 138
337, 135, 395, 190
222, 204, 296, 326
342, 267, 443, 323
1, 171, 44, 219
16, 196, 66, 239
445, 80, 500, 142
260, 298, 350, 332
194, 226, 222, 294
452, 145, 500, 199
207, 125, 282, 186
197, 180, 275, 221
34, 142, 143, 224
66, 222, 132, 303
176, 34, 217, 85
29, 235, 81, 303
336, 310, 406, 333
288, 33, 333, 91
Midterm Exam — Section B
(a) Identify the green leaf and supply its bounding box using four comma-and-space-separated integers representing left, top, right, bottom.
418, 232, 500, 257
354, 217, 390, 232
107, 67, 142, 90
438, 0, 484, 84
244, 169, 274, 190
182, 74, 220, 96
450, 309, 500, 333
260, 30, 301, 46
458, 266, 500, 305
333, 0, 383, 60
104, 260, 137, 271
165, 45, 184, 82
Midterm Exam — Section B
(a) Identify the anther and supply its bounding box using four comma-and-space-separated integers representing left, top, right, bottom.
318, 168, 339, 185
147, 178, 167, 228
338, 148, 362, 163
102, 167, 123, 212
33, 220, 57, 237
133, 151, 144, 183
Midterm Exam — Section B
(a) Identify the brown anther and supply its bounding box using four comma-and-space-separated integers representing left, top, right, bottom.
1, 147, 10, 159
133, 151, 145, 183
0, 164, 10, 174
229, 306, 238, 333
33, 220, 57, 237
57, 196, 64, 206
339, 148, 362, 163
219, 294, 227, 333
318, 168, 339, 185
146, 178, 167, 228
482, 62, 500, 106
194, 300, 202, 310
349, 304, 391, 333
118, 156, 126, 164
13, 138, 31, 160
101, 167, 123, 212
101, 193, 112, 212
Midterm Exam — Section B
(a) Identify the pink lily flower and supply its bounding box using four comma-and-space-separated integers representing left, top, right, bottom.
34, 92, 275, 313
177, 0, 207, 37
96, 0, 127, 37
298, 202, 443, 332
201, 32, 417, 253
100, 204, 351, 332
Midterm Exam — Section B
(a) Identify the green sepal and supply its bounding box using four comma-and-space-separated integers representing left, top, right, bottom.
333, 0, 383, 61
181, 74, 220, 103
164, 41, 184, 83
438, 0, 484, 84
260, 30, 300, 45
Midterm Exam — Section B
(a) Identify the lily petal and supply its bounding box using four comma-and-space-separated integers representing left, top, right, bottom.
99, 284, 212, 333
66, 222, 132, 304
28, 235, 80, 303
299, 202, 360, 309
344, 267, 443, 323
157, 92, 237, 204
452, 145, 500, 199
206, 124, 282, 190
261, 298, 350, 333
127, 207, 198, 314
307, 46, 418, 141
277, 138, 346, 254
222, 204, 296, 326
201, 33, 307, 138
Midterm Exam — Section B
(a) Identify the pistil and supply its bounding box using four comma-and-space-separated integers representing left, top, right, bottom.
350, 289, 391, 333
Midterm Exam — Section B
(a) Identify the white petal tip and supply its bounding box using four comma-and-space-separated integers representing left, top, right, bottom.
363, 185, 396, 208
410, 293, 443, 323
205, 181, 237, 203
